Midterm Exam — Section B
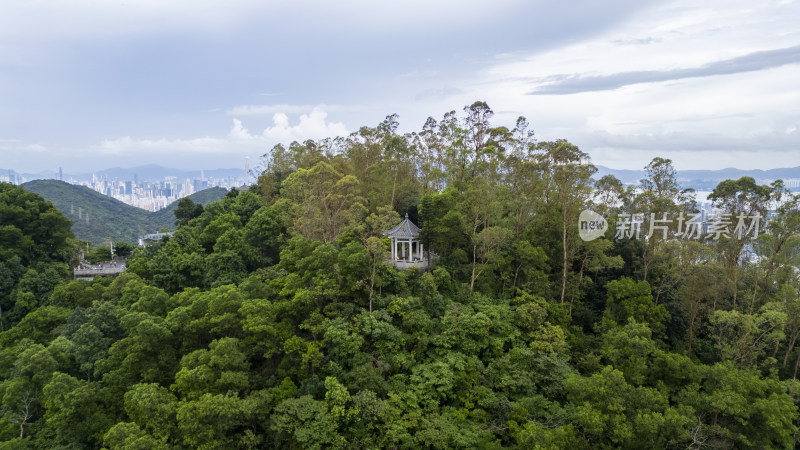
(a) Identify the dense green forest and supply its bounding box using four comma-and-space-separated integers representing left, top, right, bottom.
2, 102, 800, 448
21, 180, 226, 246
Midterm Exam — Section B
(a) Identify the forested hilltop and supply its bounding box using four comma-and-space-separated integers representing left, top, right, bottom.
2, 102, 800, 448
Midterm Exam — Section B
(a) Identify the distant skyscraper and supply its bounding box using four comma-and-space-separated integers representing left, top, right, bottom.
193, 179, 207, 192
245, 156, 251, 185
59, 167, 63, 181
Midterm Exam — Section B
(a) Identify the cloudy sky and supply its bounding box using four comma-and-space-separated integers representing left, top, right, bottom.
1, 0, 798, 174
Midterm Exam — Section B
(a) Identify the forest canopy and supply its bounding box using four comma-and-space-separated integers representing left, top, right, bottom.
1, 102, 800, 448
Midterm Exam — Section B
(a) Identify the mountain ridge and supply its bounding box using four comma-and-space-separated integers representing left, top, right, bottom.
595, 165, 800, 190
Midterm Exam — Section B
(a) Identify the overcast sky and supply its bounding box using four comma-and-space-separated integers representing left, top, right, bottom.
1, 0, 798, 174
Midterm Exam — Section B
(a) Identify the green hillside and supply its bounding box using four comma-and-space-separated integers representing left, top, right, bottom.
21, 180, 226, 245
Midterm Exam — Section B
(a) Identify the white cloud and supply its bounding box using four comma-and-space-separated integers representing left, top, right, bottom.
262, 108, 348, 142
88, 107, 348, 157
3, 106, 351, 172
228, 118, 251, 140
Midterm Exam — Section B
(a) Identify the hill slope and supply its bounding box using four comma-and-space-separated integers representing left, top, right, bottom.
22, 180, 226, 245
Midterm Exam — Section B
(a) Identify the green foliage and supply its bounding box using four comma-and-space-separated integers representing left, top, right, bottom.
173, 197, 204, 227
708, 306, 786, 369
566, 366, 694, 448
103, 422, 168, 450
603, 277, 669, 335
0, 184, 73, 330
1, 183, 73, 264
272, 395, 344, 449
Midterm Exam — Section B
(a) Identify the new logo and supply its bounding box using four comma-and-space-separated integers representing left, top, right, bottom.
578, 209, 607, 241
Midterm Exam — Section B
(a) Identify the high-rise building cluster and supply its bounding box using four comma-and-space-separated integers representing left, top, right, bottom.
67, 174, 246, 212
1, 169, 248, 212
1, 169, 22, 185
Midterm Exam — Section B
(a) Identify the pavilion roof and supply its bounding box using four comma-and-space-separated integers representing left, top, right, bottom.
385, 213, 420, 239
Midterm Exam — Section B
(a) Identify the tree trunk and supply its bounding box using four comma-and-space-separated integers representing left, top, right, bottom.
759, 235, 788, 305
793, 348, 800, 379
427, 248, 431, 272
390, 169, 398, 209
470, 243, 478, 295
642, 242, 649, 282
784, 329, 800, 367
570, 254, 588, 316
560, 218, 568, 304
369, 261, 376, 313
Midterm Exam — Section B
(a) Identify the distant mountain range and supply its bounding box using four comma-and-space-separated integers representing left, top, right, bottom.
21, 180, 227, 245
4, 164, 247, 182
6, 163, 799, 191
595, 165, 800, 191
81, 164, 247, 182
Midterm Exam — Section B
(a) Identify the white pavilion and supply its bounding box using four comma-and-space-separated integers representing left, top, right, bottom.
385, 213, 431, 269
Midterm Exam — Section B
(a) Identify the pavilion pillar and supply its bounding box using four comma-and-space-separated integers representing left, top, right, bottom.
391, 238, 396, 260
